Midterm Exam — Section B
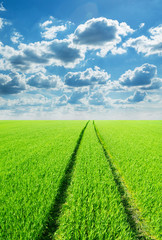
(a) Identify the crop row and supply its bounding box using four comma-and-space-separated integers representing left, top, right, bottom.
54, 121, 135, 239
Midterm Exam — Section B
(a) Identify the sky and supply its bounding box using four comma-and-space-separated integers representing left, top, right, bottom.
0, 0, 162, 119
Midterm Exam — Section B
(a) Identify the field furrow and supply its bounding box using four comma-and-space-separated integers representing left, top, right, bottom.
39, 121, 89, 239
54, 121, 136, 240
93, 121, 152, 240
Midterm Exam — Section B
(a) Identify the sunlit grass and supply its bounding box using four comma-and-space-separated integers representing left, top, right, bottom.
0, 120, 86, 239
95, 120, 162, 239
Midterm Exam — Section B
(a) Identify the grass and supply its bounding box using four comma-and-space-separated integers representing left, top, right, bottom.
39, 121, 89, 239
95, 120, 162, 239
0, 120, 86, 240
54, 121, 136, 239
0, 120, 161, 239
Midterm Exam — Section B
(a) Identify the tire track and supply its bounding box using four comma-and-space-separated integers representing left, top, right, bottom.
93, 120, 156, 240
38, 120, 89, 240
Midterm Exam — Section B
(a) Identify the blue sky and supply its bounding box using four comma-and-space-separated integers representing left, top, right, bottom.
0, 0, 162, 119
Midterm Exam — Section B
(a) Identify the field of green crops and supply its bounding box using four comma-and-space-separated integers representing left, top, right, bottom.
0, 120, 161, 240
95, 120, 162, 240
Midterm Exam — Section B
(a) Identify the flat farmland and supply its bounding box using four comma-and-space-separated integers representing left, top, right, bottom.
0, 120, 86, 239
95, 120, 162, 240
0, 120, 161, 239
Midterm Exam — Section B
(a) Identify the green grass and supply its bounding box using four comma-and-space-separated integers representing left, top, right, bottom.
54, 121, 135, 240
0, 120, 161, 239
0, 120, 86, 240
95, 120, 162, 239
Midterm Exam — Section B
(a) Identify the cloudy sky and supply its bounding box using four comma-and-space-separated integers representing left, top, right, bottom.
0, 0, 162, 119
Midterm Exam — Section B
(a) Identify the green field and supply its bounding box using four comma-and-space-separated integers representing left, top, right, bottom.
0, 120, 161, 239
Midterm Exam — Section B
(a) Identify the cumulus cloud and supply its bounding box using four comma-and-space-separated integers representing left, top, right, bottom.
89, 92, 106, 105
40, 17, 72, 40
11, 32, 23, 44
110, 47, 126, 55
127, 91, 146, 103
0, 2, 6, 11
68, 90, 87, 104
41, 25, 67, 40
74, 19, 117, 45
72, 17, 134, 56
8, 47, 48, 72
123, 25, 162, 56
56, 94, 68, 106
40, 20, 53, 28
65, 66, 110, 87
27, 73, 62, 89
119, 63, 157, 87
141, 78, 162, 90
87, 87, 113, 107
48, 40, 84, 65
114, 91, 147, 104
0, 73, 11, 84
0, 39, 85, 73
0, 42, 18, 58
0, 72, 26, 94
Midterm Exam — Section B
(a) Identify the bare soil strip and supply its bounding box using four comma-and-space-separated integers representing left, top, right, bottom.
93, 121, 156, 240
38, 121, 89, 240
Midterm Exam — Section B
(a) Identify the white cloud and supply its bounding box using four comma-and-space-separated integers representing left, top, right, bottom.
65, 66, 110, 87
0, 18, 9, 29
146, 93, 162, 103
0, 72, 26, 94
56, 94, 68, 106
123, 25, 162, 56
89, 91, 107, 106
140, 78, 162, 90
139, 23, 145, 29
114, 91, 147, 104
127, 90, 146, 103
27, 72, 62, 89
41, 25, 67, 39
119, 63, 157, 87
40, 20, 53, 28
0, 2, 6, 11
68, 90, 88, 104
0, 94, 51, 111
72, 17, 134, 57
0, 73, 11, 84
110, 47, 127, 55
0, 42, 18, 58
0, 18, 3, 29
11, 32, 24, 44
40, 17, 71, 40
0, 39, 85, 73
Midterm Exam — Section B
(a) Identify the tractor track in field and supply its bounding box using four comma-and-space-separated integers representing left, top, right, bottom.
38, 120, 89, 240
93, 120, 156, 240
